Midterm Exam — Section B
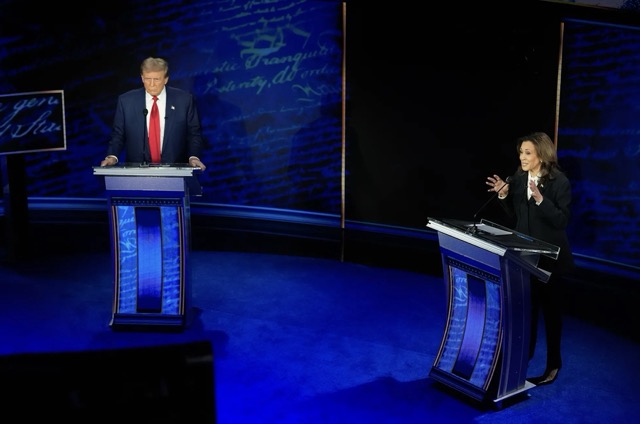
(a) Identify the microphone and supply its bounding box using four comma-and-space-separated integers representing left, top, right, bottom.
141, 108, 149, 167
470, 176, 512, 233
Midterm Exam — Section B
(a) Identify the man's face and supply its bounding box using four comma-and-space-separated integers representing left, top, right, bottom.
141, 70, 168, 96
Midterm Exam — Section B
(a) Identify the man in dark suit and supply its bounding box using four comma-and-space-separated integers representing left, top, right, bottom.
100, 57, 206, 169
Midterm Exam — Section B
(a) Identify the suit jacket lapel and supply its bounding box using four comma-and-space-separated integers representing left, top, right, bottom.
163, 89, 174, 149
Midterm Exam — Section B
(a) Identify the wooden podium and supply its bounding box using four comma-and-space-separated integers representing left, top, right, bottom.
426, 217, 559, 406
93, 164, 202, 330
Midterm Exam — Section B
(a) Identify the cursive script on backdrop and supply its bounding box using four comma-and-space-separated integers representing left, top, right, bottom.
0, 90, 66, 155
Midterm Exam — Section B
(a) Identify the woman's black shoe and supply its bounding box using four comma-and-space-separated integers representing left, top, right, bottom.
528, 368, 560, 386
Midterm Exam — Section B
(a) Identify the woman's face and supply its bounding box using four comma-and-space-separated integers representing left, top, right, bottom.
519, 140, 541, 175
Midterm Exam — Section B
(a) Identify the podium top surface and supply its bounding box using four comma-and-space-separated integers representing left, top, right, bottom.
427, 217, 560, 260
93, 163, 202, 195
93, 163, 202, 177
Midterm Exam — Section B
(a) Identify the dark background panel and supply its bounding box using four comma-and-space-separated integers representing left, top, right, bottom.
345, 2, 562, 227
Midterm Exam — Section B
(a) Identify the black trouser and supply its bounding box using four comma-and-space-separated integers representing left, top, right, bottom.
529, 273, 563, 371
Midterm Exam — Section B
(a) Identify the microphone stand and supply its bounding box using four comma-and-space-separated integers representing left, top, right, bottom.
469, 176, 511, 234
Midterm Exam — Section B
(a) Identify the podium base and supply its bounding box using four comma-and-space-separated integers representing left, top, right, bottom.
110, 313, 186, 332
493, 380, 535, 410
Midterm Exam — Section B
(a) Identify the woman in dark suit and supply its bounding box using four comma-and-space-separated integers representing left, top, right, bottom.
100, 57, 206, 169
486, 131, 574, 386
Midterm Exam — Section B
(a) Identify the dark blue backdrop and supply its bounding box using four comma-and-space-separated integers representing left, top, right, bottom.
559, 19, 640, 270
0, 0, 344, 214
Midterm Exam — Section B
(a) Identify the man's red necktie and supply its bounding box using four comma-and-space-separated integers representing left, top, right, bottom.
149, 95, 161, 163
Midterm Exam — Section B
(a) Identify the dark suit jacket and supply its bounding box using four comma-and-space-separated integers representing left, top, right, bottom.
106, 86, 204, 164
499, 170, 575, 274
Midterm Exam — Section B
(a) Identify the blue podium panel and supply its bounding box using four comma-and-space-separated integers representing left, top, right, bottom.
111, 200, 185, 321
94, 165, 200, 330
431, 252, 504, 401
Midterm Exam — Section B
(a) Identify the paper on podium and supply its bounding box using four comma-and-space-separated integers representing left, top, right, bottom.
466, 223, 512, 236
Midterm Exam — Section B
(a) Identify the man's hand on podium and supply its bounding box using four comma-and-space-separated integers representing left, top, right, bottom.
101, 156, 118, 167
188, 157, 206, 171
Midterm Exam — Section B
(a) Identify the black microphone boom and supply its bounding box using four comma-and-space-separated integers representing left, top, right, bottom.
472, 176, 512, 222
